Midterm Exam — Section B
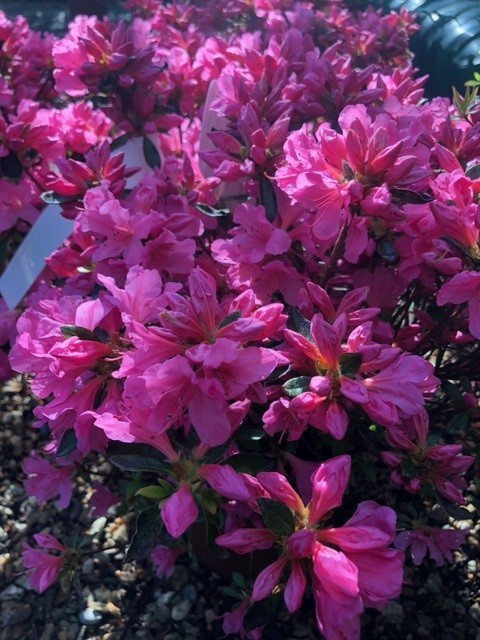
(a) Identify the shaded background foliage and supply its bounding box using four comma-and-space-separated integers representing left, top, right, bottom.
2, 0, 480, 96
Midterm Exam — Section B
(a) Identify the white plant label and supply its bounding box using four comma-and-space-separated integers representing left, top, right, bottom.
199, 80, 245, 200
0, 204, 74, 309
0, 135, 163, 309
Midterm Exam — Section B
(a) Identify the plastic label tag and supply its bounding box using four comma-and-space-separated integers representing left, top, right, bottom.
0, 204, 74, 309
199, 80, 245, 201
0, 135, 163, 309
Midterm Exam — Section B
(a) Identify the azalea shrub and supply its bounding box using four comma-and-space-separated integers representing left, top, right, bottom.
1, 0, 478, 638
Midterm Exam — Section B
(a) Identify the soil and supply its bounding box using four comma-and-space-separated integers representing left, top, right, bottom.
0, 376, 479, 640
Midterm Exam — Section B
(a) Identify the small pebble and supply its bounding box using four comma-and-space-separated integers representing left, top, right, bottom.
381, 601, 404, 624
2, 604, 31, 626
0, 585, 24, 601
182, 584, 198, 603
292, 623, 311, 638
469, 603, 480, 623
425, 573, 442, 595
78, 608, 103, 625
171, 599, 192, 621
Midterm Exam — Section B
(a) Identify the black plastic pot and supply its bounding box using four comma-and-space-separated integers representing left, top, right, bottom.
349, 0, 480, 98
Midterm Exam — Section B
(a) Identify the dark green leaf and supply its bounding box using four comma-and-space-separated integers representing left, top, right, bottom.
400, 459, 418, 479
93, 385, 108, 410
377, 240, 398, 264
218, 311, 241, 329
143, 136, 161, 169
287, 308, 313, 341
93, 327, 110, 343
391, 188, 434, 205
126, 507, 163, 562
107, 443, 171, 475
282, 376, 311, 398
41, 191, 77, 205
426, 430, 442, 446
341, 161, 355, 181
232, 571, 246, 590
466, 164, 480, 180
223, 586, 242, 599
442, 381, 464, 402
339, 353, 362, 376
0, 151, 22, 181
259, 175, 278, 222
223, 454, 276, 474
61, 325, 99, 341
459, 377, 472, 394
204, 509, 230, 559
57, 429, 77, 456
110, 134, 130, 152
265, 364, 291, 383
436, 495, 472, 521
257, 498, 295, 536
446, 412, 470, 434
195, 203, 229, 217
244, 592, 284, 632
201, 439, 233, 464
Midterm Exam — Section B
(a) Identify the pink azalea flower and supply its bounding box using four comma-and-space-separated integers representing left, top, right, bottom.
382, 414, 474, 504
90, 482, 120, 517
395, 527, 469, 567
23, 454, 73, 509
212, 456, 404, 639
160, 482, 199, 538
212, 203, 291, 265
437, 271, 480, 339
22, 534, 68, 593
150, 544, 181, 578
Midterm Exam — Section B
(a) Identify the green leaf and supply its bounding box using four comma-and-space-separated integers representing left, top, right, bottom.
339, 353, 362, 376
259, 174, 278, 222
426, 430, 442, 446
41, 191, 77, 205
400, 459, 418, 479
218, 311, 241, 329
110, 134, 130, 152
442, 381, 464, 402
126, 507, 163, 562
195, 203, 229, 217
391, 188, 434, 205
287, 308, 313, 341
57, 429, 77, 457
377, 240, 398, 264
204, 509, 230, 559
0, 151, 23, 182
223, 454, 276, 474
232, 571, 246, 590
282, 376, 311, 398
107, 443, 171, 475
466, 164, 480, 180
200, 439, 233, 464
223, 586, 242, 599
61, 325, 99, 341
244, 592, 284, 632
143, 136, 161, 169
136, 484, 173, 500
446, 412, 469, 434
436, 495, 472, 521
257, 498, 295, 536
125, 477, 144, 501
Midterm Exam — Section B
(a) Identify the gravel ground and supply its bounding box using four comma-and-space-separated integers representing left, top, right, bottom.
0, 375, 479, 640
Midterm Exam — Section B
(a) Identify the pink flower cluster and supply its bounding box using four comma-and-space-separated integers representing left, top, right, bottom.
1, 1, 474, 637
